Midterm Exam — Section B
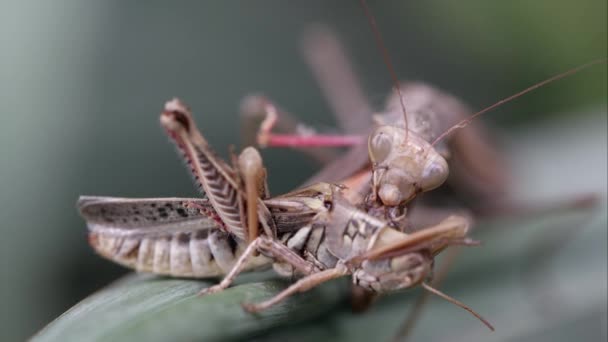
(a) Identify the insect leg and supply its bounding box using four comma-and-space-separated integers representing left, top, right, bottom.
161, 99, 249, 240
255, 105, 368, 189
199, 236, 318, 296
258, 237, 319, 276
350, 215, 472, 264
237, 147, 268, 242
240, 94, 337, 164
256, 108, 363, 148
198, 236, 265, 295
242, 263, 349, 313
393, 247, 461, 341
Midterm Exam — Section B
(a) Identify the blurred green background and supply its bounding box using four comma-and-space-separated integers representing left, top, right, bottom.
1, 1, 606, 341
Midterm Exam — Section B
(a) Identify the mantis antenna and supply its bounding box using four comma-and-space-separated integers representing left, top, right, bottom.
360, 0, 409, 139
432, 58, 607, 146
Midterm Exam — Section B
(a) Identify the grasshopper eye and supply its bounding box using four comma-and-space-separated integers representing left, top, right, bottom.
420, 155, 448, 191
369, 128, 393, 164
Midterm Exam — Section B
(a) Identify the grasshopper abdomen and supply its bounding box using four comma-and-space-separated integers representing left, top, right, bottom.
79, 196, 271, 278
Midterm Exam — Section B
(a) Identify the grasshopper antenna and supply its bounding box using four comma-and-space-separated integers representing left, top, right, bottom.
421, 282, 495, 332
432, 58, 607, 146
360, 0, 409, 138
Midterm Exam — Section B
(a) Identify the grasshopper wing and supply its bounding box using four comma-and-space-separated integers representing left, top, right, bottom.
78, 196, 224, 238
78, 196, 234, 277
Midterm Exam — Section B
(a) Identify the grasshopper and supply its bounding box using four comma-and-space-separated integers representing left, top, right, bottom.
78, 97, 494, 330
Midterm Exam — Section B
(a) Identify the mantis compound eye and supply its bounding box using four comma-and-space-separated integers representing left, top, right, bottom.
368, 127, 393, 164
419, 154, 449, 192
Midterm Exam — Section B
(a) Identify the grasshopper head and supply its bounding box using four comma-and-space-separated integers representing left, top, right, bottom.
368, 125, 448, 206
353, 252, 432, 292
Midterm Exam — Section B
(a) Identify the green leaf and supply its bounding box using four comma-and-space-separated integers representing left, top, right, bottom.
34, 273, 348, 342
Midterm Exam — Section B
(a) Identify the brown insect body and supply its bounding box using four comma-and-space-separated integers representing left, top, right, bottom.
80, 183, 333, 278
80, 125, 463, 286
79, 98, 473, 306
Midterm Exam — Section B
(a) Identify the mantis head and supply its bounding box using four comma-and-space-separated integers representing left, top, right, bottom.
368, 125, 449, 207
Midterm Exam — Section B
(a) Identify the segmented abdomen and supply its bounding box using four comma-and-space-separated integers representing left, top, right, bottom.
78, 196, 269, 278
89, 229, 269, 277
